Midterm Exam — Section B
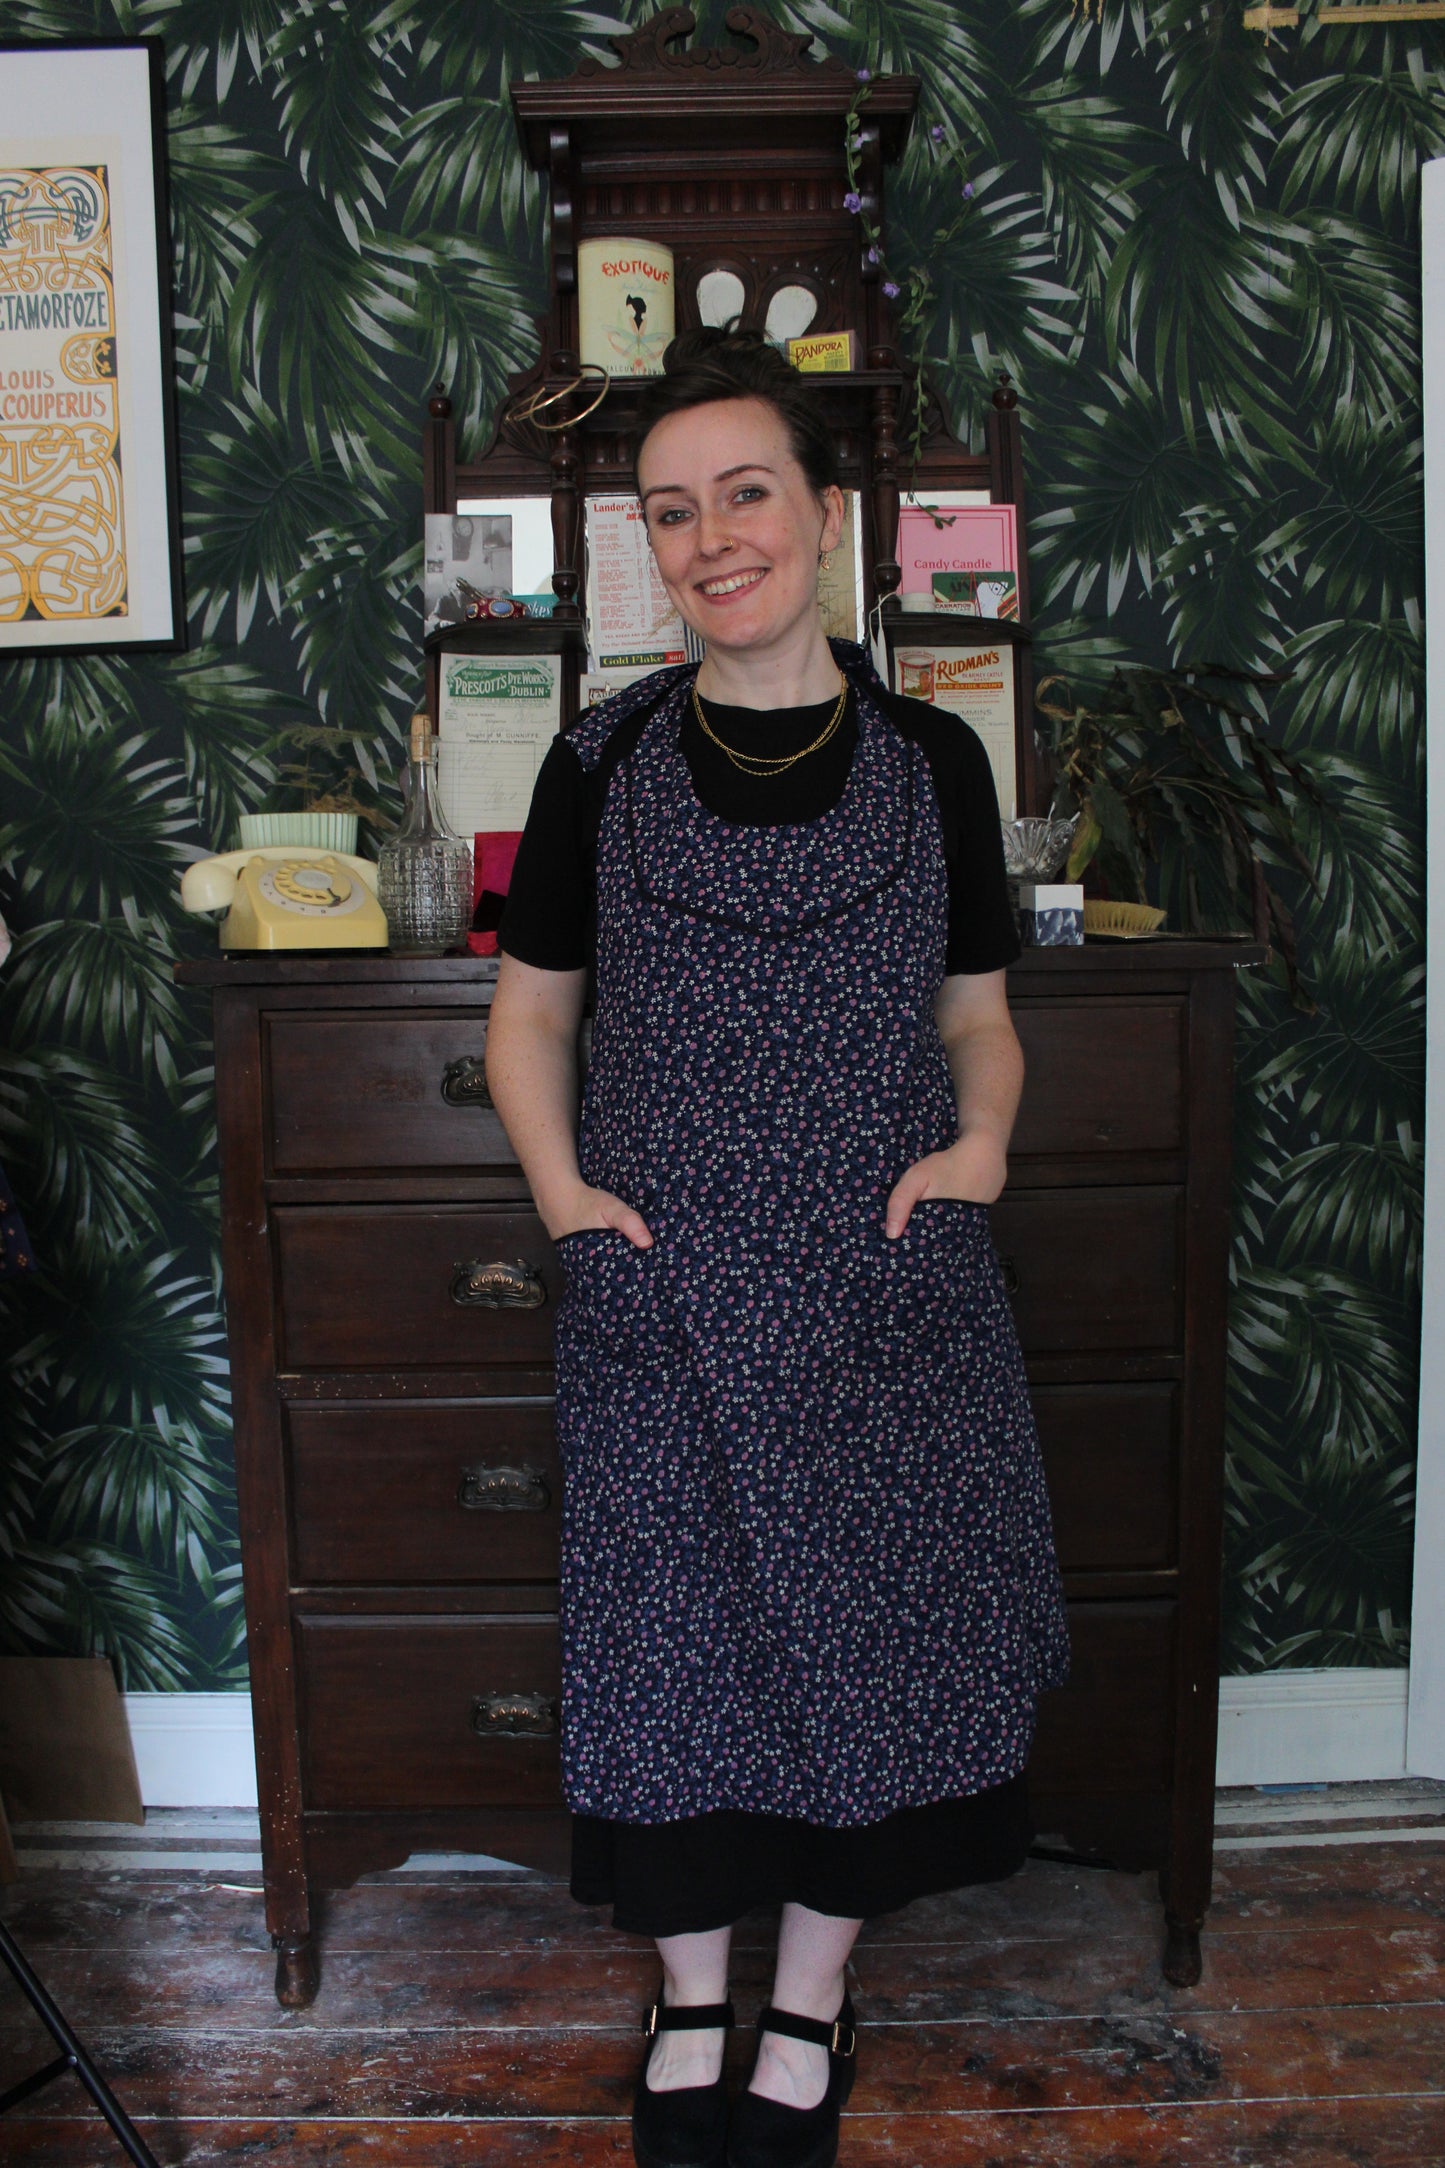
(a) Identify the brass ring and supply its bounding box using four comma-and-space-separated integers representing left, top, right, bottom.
505, 365, 610, 434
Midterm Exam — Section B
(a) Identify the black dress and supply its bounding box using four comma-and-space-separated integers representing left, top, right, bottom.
501, 681, 1035, 1937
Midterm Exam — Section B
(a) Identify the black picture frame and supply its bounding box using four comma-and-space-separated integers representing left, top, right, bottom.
0, 35, 185, 656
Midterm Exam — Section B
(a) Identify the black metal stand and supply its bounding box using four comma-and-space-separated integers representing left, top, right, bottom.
0, 1918, 161, 2165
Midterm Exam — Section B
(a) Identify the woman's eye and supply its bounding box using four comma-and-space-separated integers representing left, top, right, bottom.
655, 507, 690, 527
733, 486, 765, 505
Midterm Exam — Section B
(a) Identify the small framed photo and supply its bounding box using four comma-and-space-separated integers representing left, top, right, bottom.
0, 38, 184, 654
424, 511, 514, 635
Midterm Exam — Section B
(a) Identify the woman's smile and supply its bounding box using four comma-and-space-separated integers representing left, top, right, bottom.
697, 566, 769, 601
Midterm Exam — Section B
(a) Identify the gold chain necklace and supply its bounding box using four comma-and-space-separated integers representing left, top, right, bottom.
691, 676, 848, 777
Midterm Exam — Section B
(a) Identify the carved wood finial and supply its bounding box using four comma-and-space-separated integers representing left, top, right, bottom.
428, 384, 452, 419
577, 4, 846, 77
992, 371, 1019, 411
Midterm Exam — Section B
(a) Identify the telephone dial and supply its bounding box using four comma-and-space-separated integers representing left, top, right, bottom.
180, 847, 388, 951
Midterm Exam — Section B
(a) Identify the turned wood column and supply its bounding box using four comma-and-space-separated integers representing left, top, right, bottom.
869, 355, 901, 613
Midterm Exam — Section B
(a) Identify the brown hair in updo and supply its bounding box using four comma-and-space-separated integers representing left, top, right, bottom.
633, 326, 841, 500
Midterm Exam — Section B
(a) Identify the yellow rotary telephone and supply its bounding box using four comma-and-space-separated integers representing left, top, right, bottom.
181, 848, 388, 951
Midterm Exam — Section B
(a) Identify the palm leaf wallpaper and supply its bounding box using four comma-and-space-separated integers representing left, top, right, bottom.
0, 0, 1434, 1689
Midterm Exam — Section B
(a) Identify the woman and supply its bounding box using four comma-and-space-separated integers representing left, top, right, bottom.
485, 329, 1070, 2168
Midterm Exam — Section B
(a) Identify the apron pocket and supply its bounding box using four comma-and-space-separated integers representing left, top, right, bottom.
554, 1228, 677, 1366
847, 1201, 994, 1368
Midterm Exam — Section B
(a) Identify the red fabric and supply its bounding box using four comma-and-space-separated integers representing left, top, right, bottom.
474, 831, 523, 908
468, 830, 523, 957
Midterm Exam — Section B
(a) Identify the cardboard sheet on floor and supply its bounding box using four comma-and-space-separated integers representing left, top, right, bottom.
0, 1656, 143, 1825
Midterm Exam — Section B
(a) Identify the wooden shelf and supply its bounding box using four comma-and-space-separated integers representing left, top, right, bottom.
879, 612, 1033, 646
423, 617, 588, 658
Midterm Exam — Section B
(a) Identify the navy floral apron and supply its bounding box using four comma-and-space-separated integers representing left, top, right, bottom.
553, 642, 1070, 1826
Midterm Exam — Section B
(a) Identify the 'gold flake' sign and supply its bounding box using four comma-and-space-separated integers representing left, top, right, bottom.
0, 162, 128, 625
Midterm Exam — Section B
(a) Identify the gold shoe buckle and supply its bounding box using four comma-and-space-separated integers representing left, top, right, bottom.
831, 2017, 856, 2056
645, 2002, 660, 2039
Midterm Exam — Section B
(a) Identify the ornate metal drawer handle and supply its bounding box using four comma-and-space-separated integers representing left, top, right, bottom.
441, 1055, 492, 1110
457, 1462, 551, 1513
450, 1257, 547, 1309
471, 1692, 558, 1738
1000, 1254, 1021, 1296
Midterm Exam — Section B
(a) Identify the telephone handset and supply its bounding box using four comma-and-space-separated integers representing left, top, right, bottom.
181, 847, 388, 951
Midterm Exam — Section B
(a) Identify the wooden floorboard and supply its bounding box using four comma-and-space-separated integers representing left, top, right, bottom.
2, 1842, 1442, 2163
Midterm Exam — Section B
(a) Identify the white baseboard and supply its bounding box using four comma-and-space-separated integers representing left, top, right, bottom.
124, 1671, 1412, 1809
124, 1693, 258, 1808
1215, 1667, 1410, 1786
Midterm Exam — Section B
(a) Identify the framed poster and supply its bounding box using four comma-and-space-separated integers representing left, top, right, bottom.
0, 38, 183, 654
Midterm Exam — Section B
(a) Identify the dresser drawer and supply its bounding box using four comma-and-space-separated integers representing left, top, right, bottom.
1011, 999, 1184, 1158
275, 1206, 561, 1370
298, 1617, 561, 1809
287, 1402, 561, 1583
989, 1189, 1182, 1353
1032, 1384, 1176, 1571
1028, 1601, 1176, 1792
266, 1010, 512, 1172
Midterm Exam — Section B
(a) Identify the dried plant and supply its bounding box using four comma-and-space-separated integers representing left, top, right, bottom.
1035, 664, 1328, 1001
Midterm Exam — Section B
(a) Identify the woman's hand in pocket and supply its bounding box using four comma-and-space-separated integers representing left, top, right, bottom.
884, 1131, 1008, 1239
548, 1184, 654, 1250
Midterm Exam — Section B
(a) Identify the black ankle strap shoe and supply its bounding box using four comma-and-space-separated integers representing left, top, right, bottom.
726, 1993, 858, 2168
633, 1993, 735, 2168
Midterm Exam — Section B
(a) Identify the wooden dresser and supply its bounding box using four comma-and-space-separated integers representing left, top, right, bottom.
177, 939, 1260, 2005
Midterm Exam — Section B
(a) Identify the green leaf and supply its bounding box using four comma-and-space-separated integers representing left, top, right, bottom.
1065, 807, 1101, 881
1264, 414, 1422, 624
1269, 1138, 1422, 1290
1282, 211, 1419, 420
1282, 617, 1423, 773
1008, 80, 1139, 303
2, 919, 192, 1092
57, 1545, 206, 1690
1277, 53, 1445, 225
44, 1419, 234, 1588
1016, 0, 1149, 79
394, 95, 544, 256
1289, 753, 1422, 960
0, 1050, 162, 1267
183, 382, 367, 644
413, 0, 631, 99
44, 1247, 231, 1438
1229, 1263, 1416, 1474
281, 518, 420, 750
1250, 954, 1424, 1140
1030, 362, 1226, 615
266, 0, 412, 249
138, 0, 295, 103
900, 164, 1080, 392
1152, 0, 1279, 207
783, 0, 998, 147
163, 109, 275, 341
1158, 493, 1292, 675
1103, 154, 1300, 458
0, 712, 194, 922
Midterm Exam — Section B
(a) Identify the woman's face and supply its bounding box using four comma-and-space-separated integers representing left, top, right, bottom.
637, 397, 844, 663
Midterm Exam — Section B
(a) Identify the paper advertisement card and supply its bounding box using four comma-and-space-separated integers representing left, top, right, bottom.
892, 643, 1018, 822
437, 653, 561, 831
897, 503, 1017, 602
584, 493, 692, 668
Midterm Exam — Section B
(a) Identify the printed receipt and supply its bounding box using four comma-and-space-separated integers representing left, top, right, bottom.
437, 653, 561, 831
